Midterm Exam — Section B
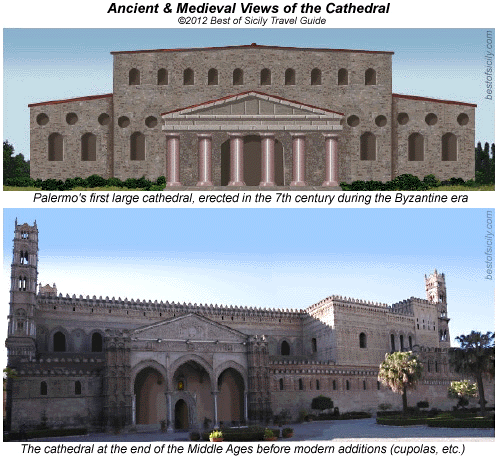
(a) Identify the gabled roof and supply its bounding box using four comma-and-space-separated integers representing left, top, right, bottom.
393, 93, 476, 108
111, 43, 394, 56
162, 91, 344, 117
28, 93, 113, 108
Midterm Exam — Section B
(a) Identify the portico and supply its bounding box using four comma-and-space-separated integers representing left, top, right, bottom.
162, 91, 343, 188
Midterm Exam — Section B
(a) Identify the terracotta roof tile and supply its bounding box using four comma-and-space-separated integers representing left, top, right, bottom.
111, 43, 394, 56
28, 93, 113, 108
392, 93, 476, 108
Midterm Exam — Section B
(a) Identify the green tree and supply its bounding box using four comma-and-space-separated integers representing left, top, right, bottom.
3, 140, 30, 181
448, 380, 478, 409
449, 331, 494, 416
378, 352, 423, 416
311, 395, 333, 412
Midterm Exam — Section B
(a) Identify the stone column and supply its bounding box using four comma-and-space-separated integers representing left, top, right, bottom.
259, 133, 276, 187
212, 391, 219, 428
131, 394, 136, 426
290, 133, 307, 186
244, 391, 249, 423
166, 392, 173, 432
165, 133, 181, 187
228, 133, 245, 186
196, 134, 213, 187
322, 133, 340, 187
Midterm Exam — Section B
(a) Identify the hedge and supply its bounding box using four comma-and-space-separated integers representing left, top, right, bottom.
376, 417, 428, 426
202, 426, 280, 441
427, 417, 494, 428
5, 175, 167, 191
4, 427, 88, 441
340, 174, 479, 191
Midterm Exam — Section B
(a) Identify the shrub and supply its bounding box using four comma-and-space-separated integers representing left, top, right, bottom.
312, 395, 334, 412
190, 431, 201, 440
423, 175, 439, 188
124, 178, 139, 189
282, 427, 294, 438
86, 174, 107, 188
107, 178, 124, 188
156, 176, 166, 187
378, 403, 392, 411
427, 417, 494, 428
41, 179, 65, 191
416, 401, 429, 409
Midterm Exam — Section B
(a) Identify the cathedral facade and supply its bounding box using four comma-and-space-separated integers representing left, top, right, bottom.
28, 44, 475, 187
5, 221, 479, 432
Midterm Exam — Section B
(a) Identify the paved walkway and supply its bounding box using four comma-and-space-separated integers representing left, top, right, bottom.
27, 418, 493, 442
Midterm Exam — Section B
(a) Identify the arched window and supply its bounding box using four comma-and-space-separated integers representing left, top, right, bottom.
408, 133, 424, 161
53, 331, 66, 352
208, 68, 218, 85
20, 251, 29, 265
279, 378, 284, 391
338, 68, 348, 85
363, 380, 367, 390
75, 381, 82, 395
332, 380, 337, 390
377, 381, 381, 390
285, 68, 295, 85
400, 335, 405, 351
390, 334, 396, 352
280, 340, 290, 356
130, 132, 145, 161
316, 379, 320, 390
408, 335, 413, 349
48, 132, 63, 161
442, 133, 457, 161
260, 68, 271, 85
157, 68, 168, 85
129, 68, 140, 85
365, 68, 376, 85
40, 381, 48, 396
311, 68, 321, 85
346, 380, 350, 390
311, 338, 317, 353
360, 132, 376, 160
91, 332, 103, 352
359, 333, 367, 348
233, 68, 244, 85
298, 379, 303, 390
81, 133, 97, 161
183, 68, 194, 85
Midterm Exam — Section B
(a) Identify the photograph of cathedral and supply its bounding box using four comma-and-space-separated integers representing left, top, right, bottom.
27, 42, 476, 187
5, 210, 494, 433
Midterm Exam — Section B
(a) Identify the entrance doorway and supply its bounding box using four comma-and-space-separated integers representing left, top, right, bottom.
221, 135, 284, 186
174, 399, 189, 430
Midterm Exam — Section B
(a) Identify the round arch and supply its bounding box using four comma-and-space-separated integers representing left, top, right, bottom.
168, 354, 215, 391
215, 360, 248, 391
134, 366, 166, 425
217, 367, 246, 424
130, 360, 168, 395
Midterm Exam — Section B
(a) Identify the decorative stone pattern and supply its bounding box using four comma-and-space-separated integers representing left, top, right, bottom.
28, 44, 476, 184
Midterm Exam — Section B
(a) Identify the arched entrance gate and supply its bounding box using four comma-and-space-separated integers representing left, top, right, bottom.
133, 361, 247, 430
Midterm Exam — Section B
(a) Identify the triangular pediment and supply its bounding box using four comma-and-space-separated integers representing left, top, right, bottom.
162, 91, 343, 118
132, 313, 246, 343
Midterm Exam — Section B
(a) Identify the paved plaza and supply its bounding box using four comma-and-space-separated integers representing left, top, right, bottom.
26, 418, 494, 442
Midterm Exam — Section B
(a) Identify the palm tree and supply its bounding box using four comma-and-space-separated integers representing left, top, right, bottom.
449, 331, 494, 416
378, 352, 423, 416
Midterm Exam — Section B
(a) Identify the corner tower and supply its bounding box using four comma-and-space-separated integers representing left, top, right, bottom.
6, 219, 39, 363
425, 269, 450, 348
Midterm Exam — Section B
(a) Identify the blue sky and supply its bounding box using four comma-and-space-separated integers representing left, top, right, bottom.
3, 28, 494, 159
3, 208, 495, 346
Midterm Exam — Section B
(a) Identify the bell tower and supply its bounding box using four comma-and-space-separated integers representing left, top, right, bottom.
425, 269, 450, 348
6, 219, 39, 363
